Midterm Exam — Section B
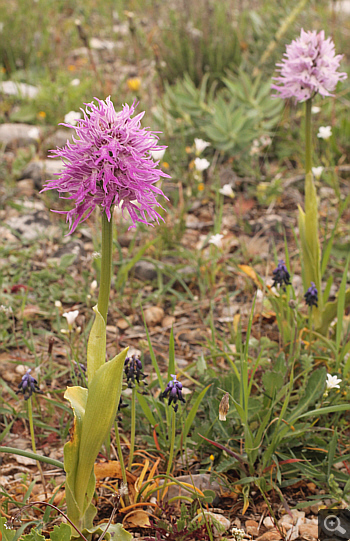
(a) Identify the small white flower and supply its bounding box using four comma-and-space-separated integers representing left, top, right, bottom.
28, 127, 40, 141
317, 126, 332, 140
208, 234, 224, 247
326, 373, 342, 390
90, 280, 98, 292
92, 251, 101, 259
194, 138, 210, 154
312, 166, 324, 179
63, 310, 79, 327
0, 305, 13, 315
64, 111, 82, 126
55, 300, 62, 308
194, 157, 210, 172
219, 184, 235, 198
311, 106, 321, 114
70, 78, 80, 86
150, 148, 166, 161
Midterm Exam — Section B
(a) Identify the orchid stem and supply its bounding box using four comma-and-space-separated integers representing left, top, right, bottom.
97, 210, 113, 323
305, 98, 312, 175
27, 397, 48, 498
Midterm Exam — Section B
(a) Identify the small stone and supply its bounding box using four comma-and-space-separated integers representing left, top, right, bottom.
143, 306, 164, 326
162, 315, 175, 327
6, 210, 56, 241
280, 522, 292, 532
256, 531, 282, 541
18, 159, 63, 189
263, 517, 275, 529
17, 179, 34, 197
0, 81, 39, 98
0, 123, 41, 150
278, 515, 293, 525
299, 523, 318, 539
245, 519, 259, 537
310, 504, 320, 514
134, 260, 158, 281
117, 318, 129, 330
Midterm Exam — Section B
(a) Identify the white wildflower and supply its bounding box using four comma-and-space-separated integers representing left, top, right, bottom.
219, 184, 235, 198
90, 280, 98, 292
312, 166, 324, 179
311, 106, 321, 114
63, 310, 79, 327
326, 373, 342, 390
194, 157, 210, 172
64, 111, 82, 126
150, 148, 166, 161
54, 300, 62, 308
28, 127, 40, 141
70, 78, 80, 86
208, 234, 224, 248
317, 125, 332, 140
194, 138, 210, 154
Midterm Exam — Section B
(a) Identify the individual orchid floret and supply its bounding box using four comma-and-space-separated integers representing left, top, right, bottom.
326, 373, 342, 390
219, 184, 235, 198
41, 97, 170, 234
208, 234, 224, 248
124, 354, 146, 388
304, 282, 318, 307
312, 166, 324, 179
272, 29, 347, 102
16, 369, 41, 400
194, 157, 210, 172
272, 260, 291, 289
317, 126, 332, 139
160, 374, 185, 413
194, 138, 210, 154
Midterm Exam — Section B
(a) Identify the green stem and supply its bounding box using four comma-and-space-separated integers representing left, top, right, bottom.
166, 409, 176, 476
0, 447, 64, 469
97, 210, 113, 323
27, 398, 47, 497
128, 386, 136, 470
305, 98, 312, 175
114, 422, 130, 505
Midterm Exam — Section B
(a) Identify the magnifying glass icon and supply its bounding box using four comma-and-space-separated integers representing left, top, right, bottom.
324, 515, 347, 535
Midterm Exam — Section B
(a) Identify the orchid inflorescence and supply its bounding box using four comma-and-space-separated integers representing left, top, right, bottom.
272, 29, 347, 102
41, 97, 169, 233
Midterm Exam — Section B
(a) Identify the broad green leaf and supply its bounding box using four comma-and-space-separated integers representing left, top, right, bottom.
63, 386, 89, 526
298, 404, 350, 419
49, 523, 71, 541
74, 348, 128, 514
72, 522, 132, 541
87, 305, 106, 385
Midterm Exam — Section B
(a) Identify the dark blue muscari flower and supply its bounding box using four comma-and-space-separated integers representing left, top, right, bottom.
160, 374, 185, 413
272, 259, 291, 289
124, 354, 145, 388
304, 282, 318, 307
16, 369, 41, 400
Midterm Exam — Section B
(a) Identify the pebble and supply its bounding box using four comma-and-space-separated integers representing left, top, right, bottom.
256, 531, 282, 541
6, 211, 56, 241
0, 81, 39, 98
245, 519, 259, 537
263, 517, 275, 529
0, 123, 42, 149
19, 159, 63, 189
143, 306, 164, 326
299, 523, 318, 539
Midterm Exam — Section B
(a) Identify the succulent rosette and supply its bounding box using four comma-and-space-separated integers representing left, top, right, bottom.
42, 97, 170, 233
272, 29, 347, 102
